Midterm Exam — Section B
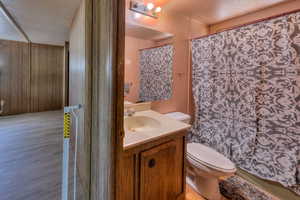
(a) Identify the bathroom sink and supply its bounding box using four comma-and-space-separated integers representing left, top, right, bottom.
124, 116, 161, 133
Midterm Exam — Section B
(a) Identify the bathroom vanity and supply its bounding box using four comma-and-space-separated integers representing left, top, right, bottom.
117, 109, 190, 200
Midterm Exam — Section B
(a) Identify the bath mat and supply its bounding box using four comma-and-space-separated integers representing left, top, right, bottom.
219, 176, 279, 200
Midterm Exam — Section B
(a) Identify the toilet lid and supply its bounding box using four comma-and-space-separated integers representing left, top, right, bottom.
187, 143, 236, 171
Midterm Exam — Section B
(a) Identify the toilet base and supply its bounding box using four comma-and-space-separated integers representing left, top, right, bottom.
187, 174, 222, 200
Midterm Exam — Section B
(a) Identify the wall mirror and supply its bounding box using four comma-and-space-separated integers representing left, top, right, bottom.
124, 22, 174, 104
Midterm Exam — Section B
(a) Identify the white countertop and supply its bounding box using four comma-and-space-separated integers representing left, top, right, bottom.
124, 110, 191, 150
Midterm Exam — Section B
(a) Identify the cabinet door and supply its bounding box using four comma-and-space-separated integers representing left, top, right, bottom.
140, 140, 181, 200
117, 154, 136, 200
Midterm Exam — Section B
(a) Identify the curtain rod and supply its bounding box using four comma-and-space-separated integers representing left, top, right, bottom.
139, 43, 173, 51
190, 8, 300, 41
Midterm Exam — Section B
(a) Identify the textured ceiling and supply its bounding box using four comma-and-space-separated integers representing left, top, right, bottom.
1, 0, 294, 44
163, 0, 293, 24
1, 0, 81, 45
0, 8, 27, 42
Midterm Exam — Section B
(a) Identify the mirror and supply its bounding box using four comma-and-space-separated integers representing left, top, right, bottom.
124, 22, 174, 103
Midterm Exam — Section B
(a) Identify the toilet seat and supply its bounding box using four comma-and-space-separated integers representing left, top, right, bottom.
187, 143, 236, 173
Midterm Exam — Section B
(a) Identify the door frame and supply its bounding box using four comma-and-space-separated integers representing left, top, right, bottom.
86, 0, 125, 199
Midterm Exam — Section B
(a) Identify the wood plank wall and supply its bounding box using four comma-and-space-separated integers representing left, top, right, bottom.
30, 43, 64, 112
0, 39, 64, 115
0, 40, 30, 115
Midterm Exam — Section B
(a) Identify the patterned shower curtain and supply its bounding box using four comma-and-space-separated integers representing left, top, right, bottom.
139, 44, 174, 102
190, 12, 300, 195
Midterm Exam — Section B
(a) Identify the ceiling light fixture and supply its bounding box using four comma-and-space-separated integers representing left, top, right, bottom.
147, 3, 154, 11
155, 7, 162, 13
130, 1, 162, 19
134, 12, 141, 19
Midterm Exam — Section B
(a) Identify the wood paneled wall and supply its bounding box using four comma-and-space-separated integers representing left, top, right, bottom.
0, 40, 30, 115
30, 43, 64, 112
0, 39, 64, 115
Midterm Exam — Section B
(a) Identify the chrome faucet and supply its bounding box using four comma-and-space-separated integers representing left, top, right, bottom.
124, 107, 136, 117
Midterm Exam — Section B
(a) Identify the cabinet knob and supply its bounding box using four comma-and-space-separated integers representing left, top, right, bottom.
148, 158, 156, 168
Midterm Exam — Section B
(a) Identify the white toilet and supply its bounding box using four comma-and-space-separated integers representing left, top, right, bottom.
165, 112, 237, 200
186, 143, 236, 200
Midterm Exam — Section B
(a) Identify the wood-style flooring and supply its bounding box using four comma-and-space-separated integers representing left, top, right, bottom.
186, 185, 207, 200
0, 111, 64, 200
0, 111, 228, 200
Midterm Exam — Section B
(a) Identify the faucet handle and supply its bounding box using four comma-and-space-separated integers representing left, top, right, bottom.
124, 107, 135, 117
128, 107, 135, 114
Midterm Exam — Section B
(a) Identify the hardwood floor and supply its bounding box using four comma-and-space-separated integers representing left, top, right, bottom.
186, 185, 207, 200
0, 111, 229, 200
0, 111, 65, 200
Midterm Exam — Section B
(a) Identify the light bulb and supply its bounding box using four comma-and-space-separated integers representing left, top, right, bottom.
147, 3, 154, 10
134, 12, 141, 19
155, 6, 162, 13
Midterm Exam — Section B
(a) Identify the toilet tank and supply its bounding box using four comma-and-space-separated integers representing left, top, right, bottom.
164, 112, 191, 124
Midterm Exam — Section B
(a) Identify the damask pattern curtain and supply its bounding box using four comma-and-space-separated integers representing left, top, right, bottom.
139, 44, 174, 102
190, 12, 300, 195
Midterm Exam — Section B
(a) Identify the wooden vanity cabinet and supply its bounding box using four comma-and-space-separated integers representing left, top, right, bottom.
117, 131, 186, 200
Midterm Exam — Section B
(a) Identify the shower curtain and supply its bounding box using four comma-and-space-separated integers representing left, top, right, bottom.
190, 12, 300, 195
